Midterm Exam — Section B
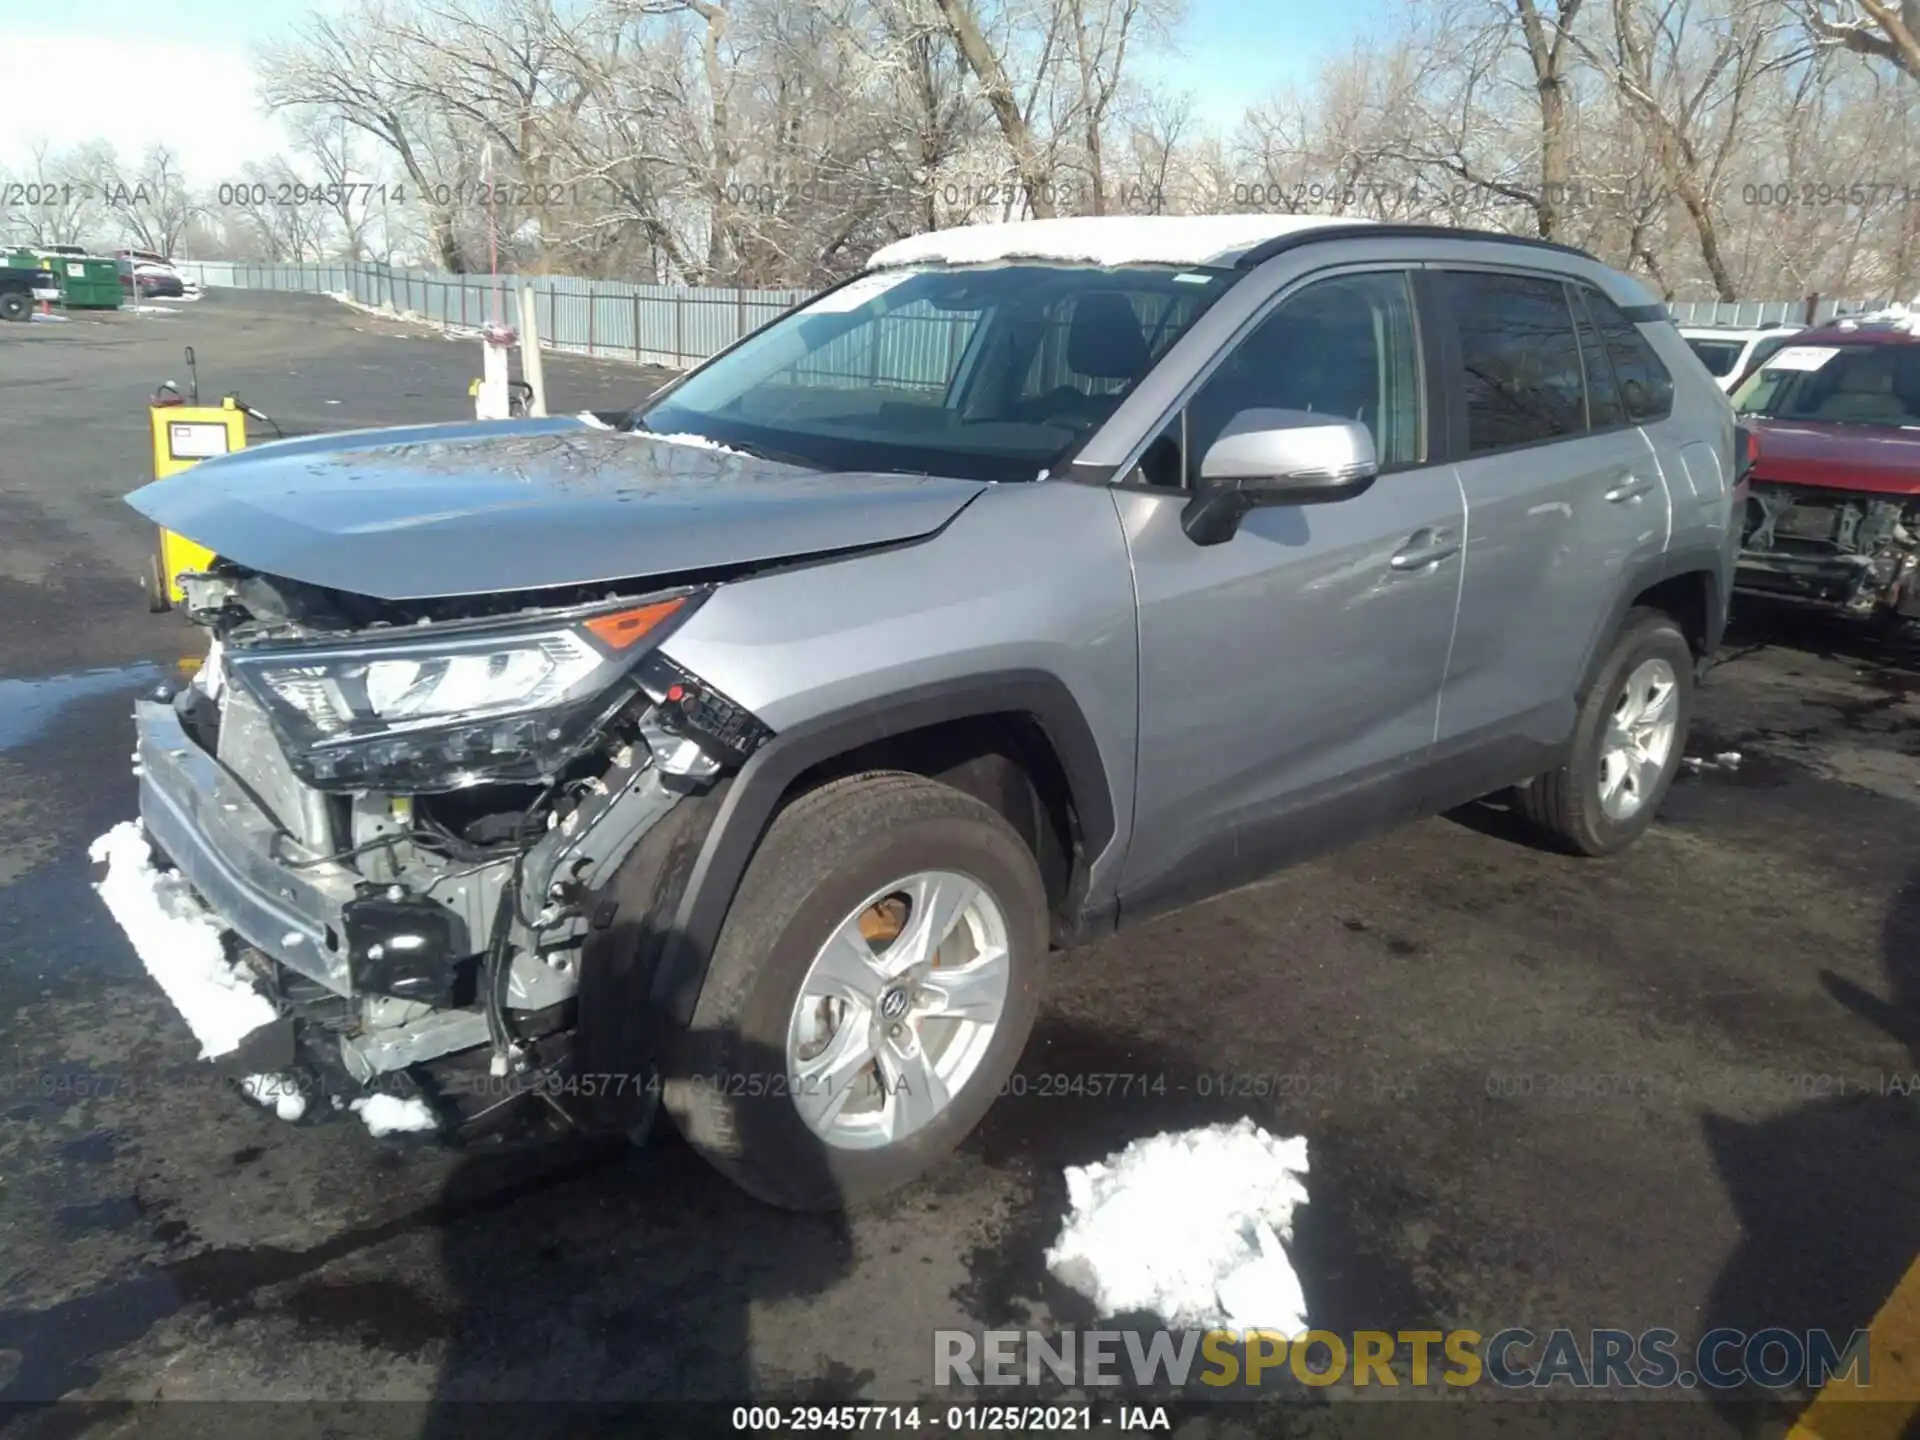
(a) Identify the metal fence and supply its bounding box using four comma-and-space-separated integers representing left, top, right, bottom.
173, 259, 811, 370
174, 259, 1905, 369
1666, 297, 1895, 327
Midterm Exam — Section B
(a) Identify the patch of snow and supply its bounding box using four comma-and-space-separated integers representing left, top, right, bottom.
576, 410, 614, 430
1044, 1119, 1311, 1334
123, 304, 176, 316
88, 821, 279, 1060
351, 1093, 439, 1136
240, 1074, 308, 1122
868, 214, 1369, 271
1839, 297, 1920, 334
628, 428, 751, 455
28, 312, 70, 324
1682, 751, 1744, 773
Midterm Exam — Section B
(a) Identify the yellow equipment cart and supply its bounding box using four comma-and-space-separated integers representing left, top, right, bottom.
145, 395, 249, 611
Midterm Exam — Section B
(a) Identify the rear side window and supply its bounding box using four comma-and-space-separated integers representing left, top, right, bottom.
1437, 271, 1585, 454
1581, 289, 1674, 422
1573, 290, 1625, 429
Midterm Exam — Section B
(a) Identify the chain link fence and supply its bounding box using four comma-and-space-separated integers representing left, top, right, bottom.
175, 259, 1905, 367
173, 259, 810, 369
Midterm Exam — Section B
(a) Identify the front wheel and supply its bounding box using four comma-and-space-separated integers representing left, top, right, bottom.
0, 292, 30, 322
1517, 608, 1694, 856
665, 772, 1047, 1210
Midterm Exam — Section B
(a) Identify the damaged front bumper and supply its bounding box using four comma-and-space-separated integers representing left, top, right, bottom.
120, 634, 753, 1130
1735, 483, 1920, 618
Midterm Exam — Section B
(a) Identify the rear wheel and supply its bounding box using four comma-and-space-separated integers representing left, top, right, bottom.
1518, 608, 1694, 855
664, 772, 1046, 1210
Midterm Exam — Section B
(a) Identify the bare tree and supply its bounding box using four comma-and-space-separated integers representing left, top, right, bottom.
94, 145, 200, 257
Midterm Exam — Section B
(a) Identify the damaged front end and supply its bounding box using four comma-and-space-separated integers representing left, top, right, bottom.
1736, 484, 1920, 619
131, 564, 768, 1136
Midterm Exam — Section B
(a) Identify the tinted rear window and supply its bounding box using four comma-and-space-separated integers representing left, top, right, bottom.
1584, 290, 1674, 422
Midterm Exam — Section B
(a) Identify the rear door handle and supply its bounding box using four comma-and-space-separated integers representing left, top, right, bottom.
1605, 475, 1656, 503
1389, 530, 1461, 571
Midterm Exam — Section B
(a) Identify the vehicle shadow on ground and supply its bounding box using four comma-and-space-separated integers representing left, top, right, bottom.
1721, 598, 1920, 675
1697, 871, 1920, 1429
416, 1028, 854, 1439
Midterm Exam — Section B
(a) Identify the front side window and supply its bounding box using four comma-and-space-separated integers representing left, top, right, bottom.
1438, 270, 1586, 454
1150, 270, 1422, 488
638, 263, 1234, 483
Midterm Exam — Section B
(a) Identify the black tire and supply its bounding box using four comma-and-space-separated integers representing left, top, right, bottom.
0, 292, 30, 322
664, 771, 1047, 1210
1517, 607, 1695, 856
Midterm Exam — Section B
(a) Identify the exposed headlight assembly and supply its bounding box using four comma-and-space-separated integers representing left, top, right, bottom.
225, 592, 703, 792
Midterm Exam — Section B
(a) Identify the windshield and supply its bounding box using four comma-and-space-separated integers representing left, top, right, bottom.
1686, 338, 1743, 377
1732, 342, 1920, 427
636, 263, 1236, 482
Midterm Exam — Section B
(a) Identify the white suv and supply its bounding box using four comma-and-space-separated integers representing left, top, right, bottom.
1680, 325, 1804, 391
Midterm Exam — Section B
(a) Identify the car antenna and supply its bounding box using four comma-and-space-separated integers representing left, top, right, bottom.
183, 345, 199, 405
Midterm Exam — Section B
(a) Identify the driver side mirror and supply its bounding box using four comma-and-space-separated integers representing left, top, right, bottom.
1181, 408, 1379, 546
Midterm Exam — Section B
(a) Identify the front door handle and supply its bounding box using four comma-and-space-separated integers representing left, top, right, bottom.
1389, 530, 1461, 571
1605, 474, 1656, 503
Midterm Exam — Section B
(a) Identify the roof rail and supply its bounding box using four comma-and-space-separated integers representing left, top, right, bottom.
1233, 222, 1602, 270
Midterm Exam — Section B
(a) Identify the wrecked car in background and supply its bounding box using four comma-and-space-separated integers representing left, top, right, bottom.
111, 213, 1737, 1210
1732, 315, 1920, 623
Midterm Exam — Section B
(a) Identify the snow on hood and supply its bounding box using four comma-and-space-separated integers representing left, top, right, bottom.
89, 821, 280, 1060
1045, 1119, 1311, 1333
868, 214, 1369, 270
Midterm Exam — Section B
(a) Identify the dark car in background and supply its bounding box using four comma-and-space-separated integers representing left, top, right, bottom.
1732, 320, 1920, 621
0, 265, 62, 320
118, 258, 185, 300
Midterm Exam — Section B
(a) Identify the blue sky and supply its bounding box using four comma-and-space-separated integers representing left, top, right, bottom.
0, 0, 1382, 183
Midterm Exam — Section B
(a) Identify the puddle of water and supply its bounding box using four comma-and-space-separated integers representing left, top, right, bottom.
0, 665, 162, 752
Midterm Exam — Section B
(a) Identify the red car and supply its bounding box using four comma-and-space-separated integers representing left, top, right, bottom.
1731, 319, 1920, 621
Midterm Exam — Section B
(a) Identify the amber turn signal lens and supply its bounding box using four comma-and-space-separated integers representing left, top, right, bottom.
583, 598, 685, 650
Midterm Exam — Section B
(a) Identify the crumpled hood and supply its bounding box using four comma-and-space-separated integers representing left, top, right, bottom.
125, 417, 988, 600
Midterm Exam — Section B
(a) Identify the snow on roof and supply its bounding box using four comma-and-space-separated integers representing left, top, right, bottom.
1835, 298, 1920, 336
867, 214, 1371, 270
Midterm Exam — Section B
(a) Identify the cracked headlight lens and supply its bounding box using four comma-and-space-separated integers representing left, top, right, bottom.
226, 593, 701, 792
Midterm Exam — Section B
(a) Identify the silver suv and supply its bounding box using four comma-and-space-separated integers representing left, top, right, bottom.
121, 215, 1739, 1208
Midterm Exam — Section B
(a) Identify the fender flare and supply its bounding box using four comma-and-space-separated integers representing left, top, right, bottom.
645, 669, 1117, 1029
1577, 544, 1730, 699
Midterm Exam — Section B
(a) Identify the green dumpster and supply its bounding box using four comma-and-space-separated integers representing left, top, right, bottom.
5, 250, 121, 309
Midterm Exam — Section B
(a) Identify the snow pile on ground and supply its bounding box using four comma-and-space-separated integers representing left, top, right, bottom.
351, 1093, 439, 1136
1045, 1119, 1311, 1334
89, 822, 279, 1060
1683, 750, 1744, 773
240, 1074, 308, 1122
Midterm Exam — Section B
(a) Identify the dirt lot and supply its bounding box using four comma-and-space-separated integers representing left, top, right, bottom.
1, 292, 1918, 1438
